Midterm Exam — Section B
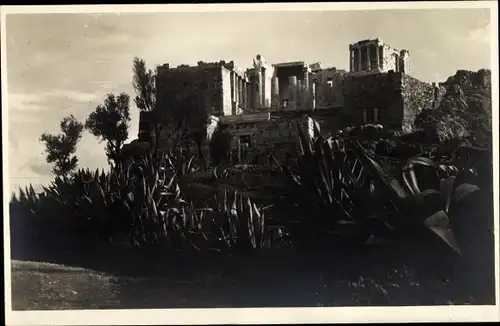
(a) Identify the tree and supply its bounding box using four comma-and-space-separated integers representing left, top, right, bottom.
185, 95, 211, 170
209, 126, 232, 166
132, 57, 162, 155
40, 114, 84, 178
85, 93, 131, 169
158, 78, 210, 164
132, 57, 156, 112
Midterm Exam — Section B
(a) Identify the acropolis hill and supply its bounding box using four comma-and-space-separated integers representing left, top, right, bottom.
137, 38, 486, 160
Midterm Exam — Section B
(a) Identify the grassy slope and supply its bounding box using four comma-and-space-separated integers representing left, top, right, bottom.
10, 239, 495, 310
11, 260, 120, 310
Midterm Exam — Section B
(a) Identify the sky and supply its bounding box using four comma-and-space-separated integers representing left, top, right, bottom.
4, 7, 493, 193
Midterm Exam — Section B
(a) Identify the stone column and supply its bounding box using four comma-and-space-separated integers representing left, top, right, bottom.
261, 68, 266, 109
246, 81, 251, 110
379, 45, 384, 71
303, 67, 309, 91
238, 77, 243, 108
367, 45, 372, 71
242, 81, 247, 110
258, 69, 263, 109
230, 72, 235, 103
229, 72, 236, 115
271, 77, 279, 109
357, 46, 363, 72
375, 44, 380, 71
349, 45, 353, 72
254, 70, 262, 109
303, 67, 310, 107
312, 81, 317, 109
288, 76, 297, 110
297, 80, 303, 108
233, 73, 238, 104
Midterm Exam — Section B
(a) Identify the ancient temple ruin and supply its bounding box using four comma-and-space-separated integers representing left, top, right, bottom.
141, 38, 439, 161
348, 38, 410, 74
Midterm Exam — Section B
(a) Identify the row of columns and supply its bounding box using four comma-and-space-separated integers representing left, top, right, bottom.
231, 72, 249, 113
244, 65, 313, 111
269, 66, 311, 110
274, 75, 311, 110
350, 43, 383, 73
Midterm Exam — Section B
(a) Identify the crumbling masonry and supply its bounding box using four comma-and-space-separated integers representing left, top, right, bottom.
140, 38, 444, 161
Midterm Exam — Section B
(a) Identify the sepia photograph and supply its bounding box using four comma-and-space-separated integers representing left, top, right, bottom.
2, 2, 499, 325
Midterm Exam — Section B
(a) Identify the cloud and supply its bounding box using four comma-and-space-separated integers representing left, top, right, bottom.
24, 162, 53, 178
8, 93, 51, 113
8, 90, 98, 112
447, 23, 491, 47
6, 86, 108, 195
464, 24, 490, 45
51, 89, 99, 103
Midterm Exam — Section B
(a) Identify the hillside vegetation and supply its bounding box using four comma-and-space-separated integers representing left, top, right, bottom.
10, 67, 495, 308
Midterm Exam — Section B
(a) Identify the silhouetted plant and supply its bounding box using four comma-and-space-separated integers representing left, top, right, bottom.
40, 115, 84, 178
85, 93, 131, 170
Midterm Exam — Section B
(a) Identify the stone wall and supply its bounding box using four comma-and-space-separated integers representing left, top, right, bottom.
343, 71, 405, 130
402, 74, 440, 132
221, 67, 233, 116
156, 66, 224, 117
224, 115, 300, 161
219, 109, 343, 163
308, 108, 345, 137
343, 71, 442, 132
381, 44, 400, 72
311, 68, 346, 109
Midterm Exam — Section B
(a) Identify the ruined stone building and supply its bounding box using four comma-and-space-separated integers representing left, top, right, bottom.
348, 38, 410, 74
140, 38, 443, 161
156, 60, 249, 117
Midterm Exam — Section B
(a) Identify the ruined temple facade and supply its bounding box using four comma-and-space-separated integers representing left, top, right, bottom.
154, 39, 412, 120
145, 38, 440, 159
155, 55, 346, 117
349, 38, 410, 74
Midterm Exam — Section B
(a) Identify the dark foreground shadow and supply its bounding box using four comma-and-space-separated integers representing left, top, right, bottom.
10, 190, 496, 308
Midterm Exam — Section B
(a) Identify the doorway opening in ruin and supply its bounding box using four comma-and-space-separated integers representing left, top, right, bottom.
373, 107, 380, 124
239, 135, 252, 148
238, 134, 253, 165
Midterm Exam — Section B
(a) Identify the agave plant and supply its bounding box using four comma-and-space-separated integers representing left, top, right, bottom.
11, 149, 276, 253
274, 121, 384, 243
276, 119, 482, 253
161, 151, 201, 178
14, 185, 41, 216
350, 140, 480, 254
212, 165, 232, 179
207, 190, 271, 251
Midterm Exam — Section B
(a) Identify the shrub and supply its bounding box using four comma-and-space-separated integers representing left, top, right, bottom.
10, 151, 274, 253
276, 122, 481, 253
209, 127, 232, 166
